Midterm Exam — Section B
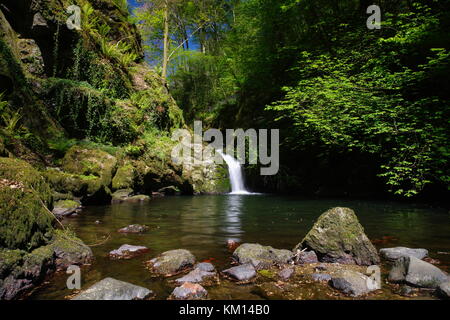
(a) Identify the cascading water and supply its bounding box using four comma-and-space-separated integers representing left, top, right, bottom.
217, 150, 250, 195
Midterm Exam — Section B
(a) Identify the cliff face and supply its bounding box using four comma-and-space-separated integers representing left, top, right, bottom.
0, 0, 228, 198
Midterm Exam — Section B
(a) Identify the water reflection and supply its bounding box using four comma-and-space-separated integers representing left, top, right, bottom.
222, 195, 244, 242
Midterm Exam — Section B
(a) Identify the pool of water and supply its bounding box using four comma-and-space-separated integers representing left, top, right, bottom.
30, 195, 450, 300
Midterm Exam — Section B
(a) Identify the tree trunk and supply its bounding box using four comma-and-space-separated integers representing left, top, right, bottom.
162, 0, 170, 82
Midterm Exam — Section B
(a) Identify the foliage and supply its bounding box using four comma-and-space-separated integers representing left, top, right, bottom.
266, 1, 450, 196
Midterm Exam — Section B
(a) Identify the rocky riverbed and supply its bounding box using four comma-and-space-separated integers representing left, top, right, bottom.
65, 207, 449, 300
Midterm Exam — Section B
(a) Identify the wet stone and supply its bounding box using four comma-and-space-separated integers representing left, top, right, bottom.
223, 263, 256, 281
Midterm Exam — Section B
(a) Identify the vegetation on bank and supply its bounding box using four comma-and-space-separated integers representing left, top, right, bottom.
135, 0, 450, 198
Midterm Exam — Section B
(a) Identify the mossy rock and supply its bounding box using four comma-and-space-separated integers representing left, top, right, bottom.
62, 146, 117, 187
0, 249, 25, 279
49, 230, 93, 270
295, 207, 380, 266
0, 157, 52, 205
0, 158, 54, 251
44, 168, 107, 202
112, 163, 135, 190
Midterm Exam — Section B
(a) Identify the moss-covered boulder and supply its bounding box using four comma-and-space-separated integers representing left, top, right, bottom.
112, 163, 135, 190
146, 249, 196, 277
0, 246, 54, 300
45, 146, 118, 204
232, 243, 293, 270
178, 143, 231, 194
52, 200, 81, 219
49, 230, 93, 270
63, 146, 117, 187
0, 230, 92, 300
295, 207, 380, 266
44, 168, 101, 196
0, 157, 54, 251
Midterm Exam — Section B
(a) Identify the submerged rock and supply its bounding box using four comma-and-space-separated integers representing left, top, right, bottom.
146, 249, 195, 277
388, 256, 448, 288
278, 267, 295, 280
233, 243, 293, 269
72, 278, 153, 300
170, 282, 208, 300
295, 207, 380, 266
195, 262, 215, 272
118, 224, 149, 234
380, 247, 428, 262
312, 273, 332, 282
437, 281, 450, 299
223, 263, 256, 282
175, 268, 217, 285
227, 239, 240, 252
330, 270, 380, 297
109, 245, 149, 260
294, 250, 318, 264
398, 285, 417, 297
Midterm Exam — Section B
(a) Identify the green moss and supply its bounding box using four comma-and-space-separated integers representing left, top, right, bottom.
0, 158, 54, 251
49, 229, 93, 266
0, 248, 25, 278
258, 269, 277, 279
62, 145, 117, 188
0, 157, 52, 205
112, 163, 135, 190
53, 200, 80, 209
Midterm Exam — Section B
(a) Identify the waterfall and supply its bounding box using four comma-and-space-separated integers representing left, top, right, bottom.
217, 150, 250, 195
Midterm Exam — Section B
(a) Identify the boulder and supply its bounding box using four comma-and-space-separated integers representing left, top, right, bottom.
312, 273, 332, 282
437, 281, 450, 299
330, 270, 380, 297
52, 200, 81, 219
380, 247, 428, 262
111, 189, 133, 203
50, 230, 93, 270
233, 243, 293, 269
295, 207, 380, 266
72, 278, 152, 300
118, 224, 149, 234
0, 158, 54, 251
62, 146, 117, 188
170, 282, 208, 300
223, 263, 256, 282
388, 256, 448, 288
112, 163, 135, 191
146, 249, 195, 276
294, 250, 318, 264
0, 230, 92, 299
109, 244, 149, 260
59, 146, 117, 203
0, 246, 54, 300
111, 189, 150, 204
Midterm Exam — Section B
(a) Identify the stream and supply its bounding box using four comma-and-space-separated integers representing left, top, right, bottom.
30, 195, 450, 300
